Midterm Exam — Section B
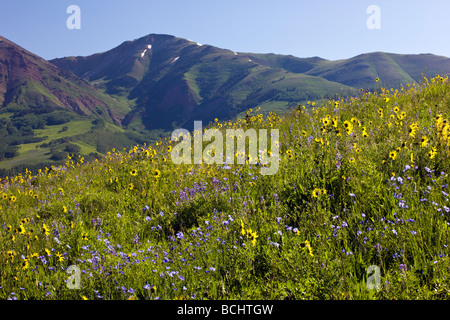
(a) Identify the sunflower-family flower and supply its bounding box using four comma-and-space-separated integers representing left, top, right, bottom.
421, 136, 429, 147
42, 223, 50, 236
153, 169, 161, 179
389, 150, 398, 160
428, 147, 438, 159
300, 240, 314, 257
312, 188, 323, 198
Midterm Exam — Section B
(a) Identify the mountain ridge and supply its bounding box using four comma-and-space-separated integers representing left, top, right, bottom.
0, 35, 130, 124
50, 33, 450, 131
50, 34, 356, 131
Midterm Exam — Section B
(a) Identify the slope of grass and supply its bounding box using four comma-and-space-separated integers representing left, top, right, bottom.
33, 120, 95, 140
1, 75, 450, 300
0, 120, 95, 170
11, 80, 63, 109
388, 53, 450, 82
0, 119, 141, 174
305, 52, 423, 89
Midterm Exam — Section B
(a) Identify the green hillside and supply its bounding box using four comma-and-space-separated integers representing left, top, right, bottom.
0, 113, 165, 176
51, 34, 450, 136
303, 52, 450, 89
0, 35, 152, 175
1, 75, 450, 300
49, 34, 357, 132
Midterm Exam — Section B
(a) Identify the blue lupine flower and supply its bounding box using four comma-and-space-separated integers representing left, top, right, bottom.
176, 232, 185, 240
269, 242, 280, 248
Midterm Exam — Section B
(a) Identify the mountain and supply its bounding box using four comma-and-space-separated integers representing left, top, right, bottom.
0, 35, 130, 124
305, 52, 450, 89
0, 35, 151, 174
51, 34, 450, 132
50, 34, 356, 131
242, 51, 450, 89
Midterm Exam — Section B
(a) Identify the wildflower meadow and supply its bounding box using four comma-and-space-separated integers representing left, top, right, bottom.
1, 75, 450, 300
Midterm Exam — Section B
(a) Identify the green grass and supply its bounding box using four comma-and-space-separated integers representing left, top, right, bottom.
33, 120, 94, 140
71, 141, 97, 156
183, 67, 204, 103
19, 81, 63, 108
0, 148, 49, 170
0, 120, 95, 170
1, 75, 450, 300
0, 119, 129, 172
236, 101, 293, 119
0, 112, 14, 120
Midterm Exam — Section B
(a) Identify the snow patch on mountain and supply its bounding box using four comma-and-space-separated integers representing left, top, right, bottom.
140, 44, 152, 58
187, 39, 203, 46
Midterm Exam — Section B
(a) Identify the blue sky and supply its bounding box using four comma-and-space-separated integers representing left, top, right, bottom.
1, 0, 449, 61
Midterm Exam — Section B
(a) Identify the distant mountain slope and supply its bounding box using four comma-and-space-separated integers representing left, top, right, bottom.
51, 34, 450, 131
236, 53, 326, 74
386, 53, 450, 82
0, 35, 145, 175
305, 52, 417, 89
242, 51, 450, 90
311, 52, 450, 89
0, 35, 129, 124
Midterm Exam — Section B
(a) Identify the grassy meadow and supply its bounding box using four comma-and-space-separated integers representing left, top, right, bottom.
1, 75, 450, 300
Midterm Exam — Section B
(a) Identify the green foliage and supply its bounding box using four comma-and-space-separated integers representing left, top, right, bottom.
2, 76, 450, 300
44, 111, 74, 126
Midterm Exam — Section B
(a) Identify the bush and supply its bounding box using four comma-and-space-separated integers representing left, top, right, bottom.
50, 150, 66, 161
45, 111, 74, 125
64, 143, 81, 154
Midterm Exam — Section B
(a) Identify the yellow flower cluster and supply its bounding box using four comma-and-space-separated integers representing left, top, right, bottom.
300, 239, 314, 257
312, 188, 326, 198
436, 114, 450, 147
240, 220, 258, 246
409, 123, 419, 140
428, 147, 438, 160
